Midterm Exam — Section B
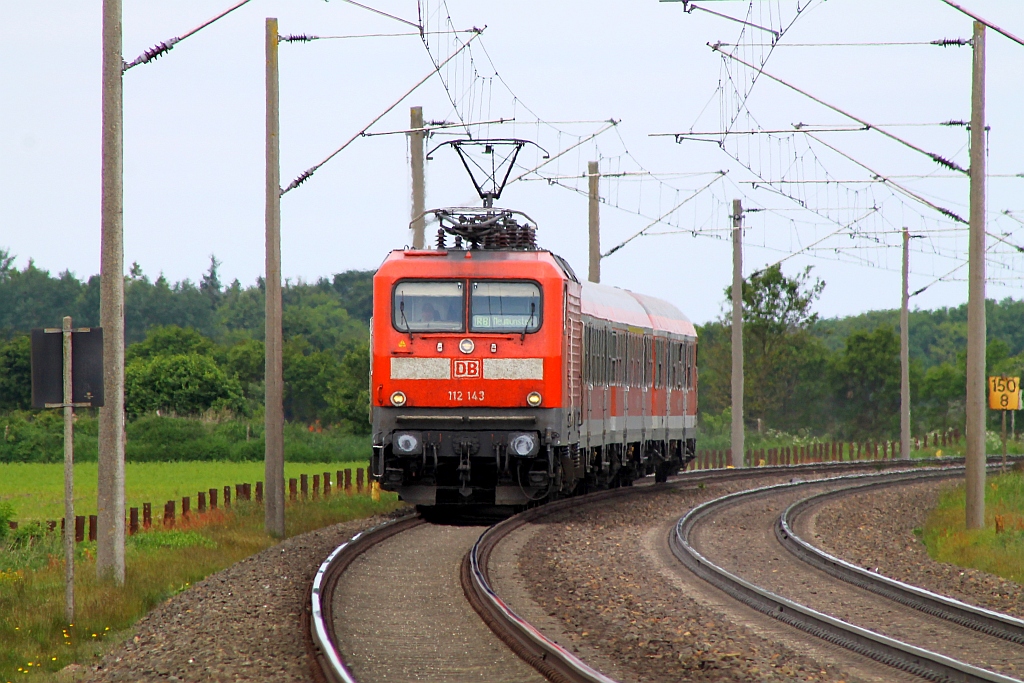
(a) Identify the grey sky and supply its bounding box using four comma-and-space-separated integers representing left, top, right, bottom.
2, 1, 1021, 325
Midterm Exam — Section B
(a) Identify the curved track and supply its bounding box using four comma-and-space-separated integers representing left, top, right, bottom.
673, 467, 1024, 683
780, 479, 1024, 645
307, 459, 984, 683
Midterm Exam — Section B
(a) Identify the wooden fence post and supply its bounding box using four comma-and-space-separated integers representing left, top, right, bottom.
301, 474, 309, 500
198, 492, 206, 514
88, 515, 97, 542
129, 508, 139, 535
313, 474, 320, 498
324, 472, 332, 496
289, 478, 298, 501
256, 481, 264, 503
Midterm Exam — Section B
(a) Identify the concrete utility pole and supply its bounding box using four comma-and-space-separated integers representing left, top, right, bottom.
97, 0, 126, 584
265, 18, 285, 538
588, 161, 601, 284
410, 106, 426, 249
62, 317, 75, 621
901, 228, 911, 460
965, 21, 987, 530
731, 199, 744, 468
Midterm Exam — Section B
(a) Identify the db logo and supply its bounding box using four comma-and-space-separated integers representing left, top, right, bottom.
453, 359, 481, 378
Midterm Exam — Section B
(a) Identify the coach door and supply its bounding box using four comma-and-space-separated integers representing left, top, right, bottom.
564, 285, 582, 443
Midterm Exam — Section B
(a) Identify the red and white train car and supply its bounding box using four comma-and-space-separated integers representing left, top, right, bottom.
369, 211, 697, 509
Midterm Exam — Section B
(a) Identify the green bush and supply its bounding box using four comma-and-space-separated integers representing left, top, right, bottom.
125, 353, 245, 419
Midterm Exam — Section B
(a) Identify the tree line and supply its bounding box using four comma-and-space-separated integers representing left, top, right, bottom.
1, 248, 1022, 441
698, 265, 1024, 440
0, 250, 373, 434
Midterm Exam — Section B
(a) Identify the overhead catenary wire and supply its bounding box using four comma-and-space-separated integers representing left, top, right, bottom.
333, 0, 422, 30
280, 29, 484, 195
279, 29, 478, 42
937, 0, 1024, 48
507, 121, 620, 185
123, 0, 254, 71
709, 43, 969, 174
711, 39, 971, 47
662, 2, 1024, 285
803, 133, 968, 224
602, 173, 728, 258
751, 207, 881, 273
682, 3, 780, 38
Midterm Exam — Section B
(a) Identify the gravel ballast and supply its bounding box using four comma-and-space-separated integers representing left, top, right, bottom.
809, 477, 1024, 619
507, 477, 882, 683
81, 515, 397, 683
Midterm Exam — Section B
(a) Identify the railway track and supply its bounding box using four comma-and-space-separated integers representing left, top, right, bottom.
673, 466, 1024, 683
779, 477, 1024, 646
306, 458, 1012, 683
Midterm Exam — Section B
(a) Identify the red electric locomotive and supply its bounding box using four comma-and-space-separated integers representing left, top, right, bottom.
370, 139, 697, 508
369, 211, 698, 509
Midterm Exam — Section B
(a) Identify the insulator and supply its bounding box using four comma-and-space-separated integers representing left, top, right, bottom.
436, 229, 446, 249
931, 37, 970, 47
454, 235, 463, 249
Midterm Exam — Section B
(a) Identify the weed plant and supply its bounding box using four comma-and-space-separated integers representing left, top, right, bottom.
0, 488, 404, 681
921, 469, 1024, 585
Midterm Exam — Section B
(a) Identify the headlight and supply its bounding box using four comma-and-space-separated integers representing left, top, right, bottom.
459, 338, 475, 354
509, 432, 539, 457
394, 431, 422, 454
526, 391, 542, 407
390, 391, 407, 407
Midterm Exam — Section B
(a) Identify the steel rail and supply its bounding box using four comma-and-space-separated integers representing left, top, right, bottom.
307, 457, 975, 683
461, 459, 933, 683
306, 513, 424, 683
671, 469, 1021, 683
779, 471, 1024, 645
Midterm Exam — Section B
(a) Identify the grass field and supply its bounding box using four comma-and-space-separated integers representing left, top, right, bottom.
922, 469, 1024, 584
0, 461, 373, 522
0, 482, 404, 681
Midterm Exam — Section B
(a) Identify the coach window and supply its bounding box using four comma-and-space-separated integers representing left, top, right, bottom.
684, 341, 694, 389
470, 281, 542, 333
610, 331, 619, 385
643, 336, 653, 388
675, 342, 684, 389
393, 281, 464, 332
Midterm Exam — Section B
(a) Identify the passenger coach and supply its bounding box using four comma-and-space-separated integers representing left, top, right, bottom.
369, 209, 697, 509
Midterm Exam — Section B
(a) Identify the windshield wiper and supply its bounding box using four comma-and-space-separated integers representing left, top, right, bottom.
399, 299, 413, 340
520, 302, 536, 343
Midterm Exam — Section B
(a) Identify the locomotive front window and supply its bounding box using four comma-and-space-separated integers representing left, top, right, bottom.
470, 281, 541, 333
393, 281, 464, 332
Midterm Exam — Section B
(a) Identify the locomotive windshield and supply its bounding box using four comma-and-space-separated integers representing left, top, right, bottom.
393, 281, 464, 332
470, 281, 541, 333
